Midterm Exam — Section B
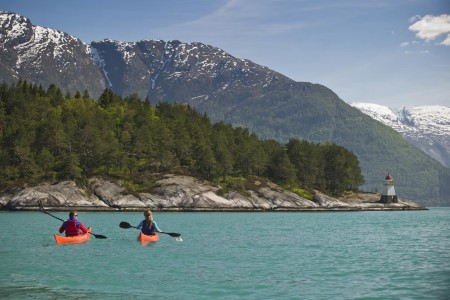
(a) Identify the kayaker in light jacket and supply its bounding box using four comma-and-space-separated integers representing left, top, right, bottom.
137, 209, 162, 235
59, 211, 88, 236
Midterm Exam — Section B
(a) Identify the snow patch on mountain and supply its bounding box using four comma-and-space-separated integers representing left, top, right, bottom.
352, 103, 450, 167
1, 11, 85, 72
351, 103, 450, 136
90, 45, 112, 87
116, 41, 136, 63
0, 11, 29, 39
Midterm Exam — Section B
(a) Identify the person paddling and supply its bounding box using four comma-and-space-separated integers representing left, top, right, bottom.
137, 210, 162, 236
59, 211, 88, 237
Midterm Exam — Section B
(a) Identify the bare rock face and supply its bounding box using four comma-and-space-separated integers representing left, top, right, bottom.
222, 191, 268, 209
4, 181, 108, 210
88, 178, 146, 208
257, 181, 318, 209
149, 175, 230, 209
0, 175, 426, 211
314, 192, 350, 209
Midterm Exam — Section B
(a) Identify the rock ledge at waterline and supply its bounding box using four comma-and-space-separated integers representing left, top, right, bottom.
0, 175, 426, 211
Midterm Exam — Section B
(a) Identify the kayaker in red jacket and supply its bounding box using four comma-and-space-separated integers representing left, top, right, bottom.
59, 211, 88, 236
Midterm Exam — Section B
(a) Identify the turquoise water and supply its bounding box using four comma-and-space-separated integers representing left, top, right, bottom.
0, 209, 449, 299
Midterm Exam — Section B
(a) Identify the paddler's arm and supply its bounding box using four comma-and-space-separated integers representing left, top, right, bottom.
136, 220, 144, 230
153, 221, 162, 233
79, 222, 88, 233
59, 221, 66, 233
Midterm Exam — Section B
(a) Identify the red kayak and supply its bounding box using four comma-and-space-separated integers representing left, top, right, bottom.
54, 227, 92, 244
138, 232, 159, 245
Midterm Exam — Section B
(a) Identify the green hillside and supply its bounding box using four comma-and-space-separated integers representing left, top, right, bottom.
215, 82, 450, 206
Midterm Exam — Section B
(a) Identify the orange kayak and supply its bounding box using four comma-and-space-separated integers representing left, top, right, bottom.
138, 232, 159, 245
54, 227, 92, 244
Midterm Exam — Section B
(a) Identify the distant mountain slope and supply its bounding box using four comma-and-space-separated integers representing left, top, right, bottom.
1, 11, 449, 206
89, 38, 290, 122
351, 103, 450, 168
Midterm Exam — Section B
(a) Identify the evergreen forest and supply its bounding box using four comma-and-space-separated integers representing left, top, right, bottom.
0, 81, 364, 196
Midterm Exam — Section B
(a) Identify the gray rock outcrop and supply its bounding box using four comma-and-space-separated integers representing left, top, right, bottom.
0, 175, 426, 211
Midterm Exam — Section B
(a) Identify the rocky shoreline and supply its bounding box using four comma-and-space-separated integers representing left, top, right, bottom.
0, 175, 427, 212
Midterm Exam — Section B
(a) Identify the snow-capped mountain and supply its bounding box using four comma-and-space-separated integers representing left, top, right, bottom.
0, 11, 105, 96
351, 103, 450, 168
89, 38, 287, 116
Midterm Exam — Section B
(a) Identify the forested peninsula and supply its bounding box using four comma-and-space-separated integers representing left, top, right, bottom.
0, 81, 425, 211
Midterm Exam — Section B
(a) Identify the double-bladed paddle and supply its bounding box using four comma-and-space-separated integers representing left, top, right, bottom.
119, 221, 181, 238
38, 201, 107, 239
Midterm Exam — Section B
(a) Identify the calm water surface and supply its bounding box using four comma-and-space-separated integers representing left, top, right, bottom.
0, 209, 449, 299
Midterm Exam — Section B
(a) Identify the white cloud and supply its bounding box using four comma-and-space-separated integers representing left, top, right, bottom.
409, 15, 421, 23
442, 34, 450, 46
408, 14, 450, 45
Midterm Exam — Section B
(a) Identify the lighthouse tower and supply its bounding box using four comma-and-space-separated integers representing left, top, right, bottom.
380, 174, 398, 204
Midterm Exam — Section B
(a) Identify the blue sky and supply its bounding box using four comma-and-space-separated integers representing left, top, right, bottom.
1, 0, 449, 107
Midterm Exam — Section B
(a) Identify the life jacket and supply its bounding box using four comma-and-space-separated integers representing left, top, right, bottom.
65, 219, 81, 236
141, 220, 156, 235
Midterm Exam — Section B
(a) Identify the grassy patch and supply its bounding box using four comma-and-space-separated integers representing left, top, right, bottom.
284, 185, 314, 200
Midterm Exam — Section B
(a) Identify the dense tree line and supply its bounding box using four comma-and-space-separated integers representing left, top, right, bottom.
0, 81, 364, 195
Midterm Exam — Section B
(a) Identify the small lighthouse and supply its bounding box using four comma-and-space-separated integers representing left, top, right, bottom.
380, 174, 398, 204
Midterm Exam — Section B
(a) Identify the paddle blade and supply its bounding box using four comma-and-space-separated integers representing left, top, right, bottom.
119, 222, 132, 229
92, 233, 108, 239
163, 232, 181, 237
